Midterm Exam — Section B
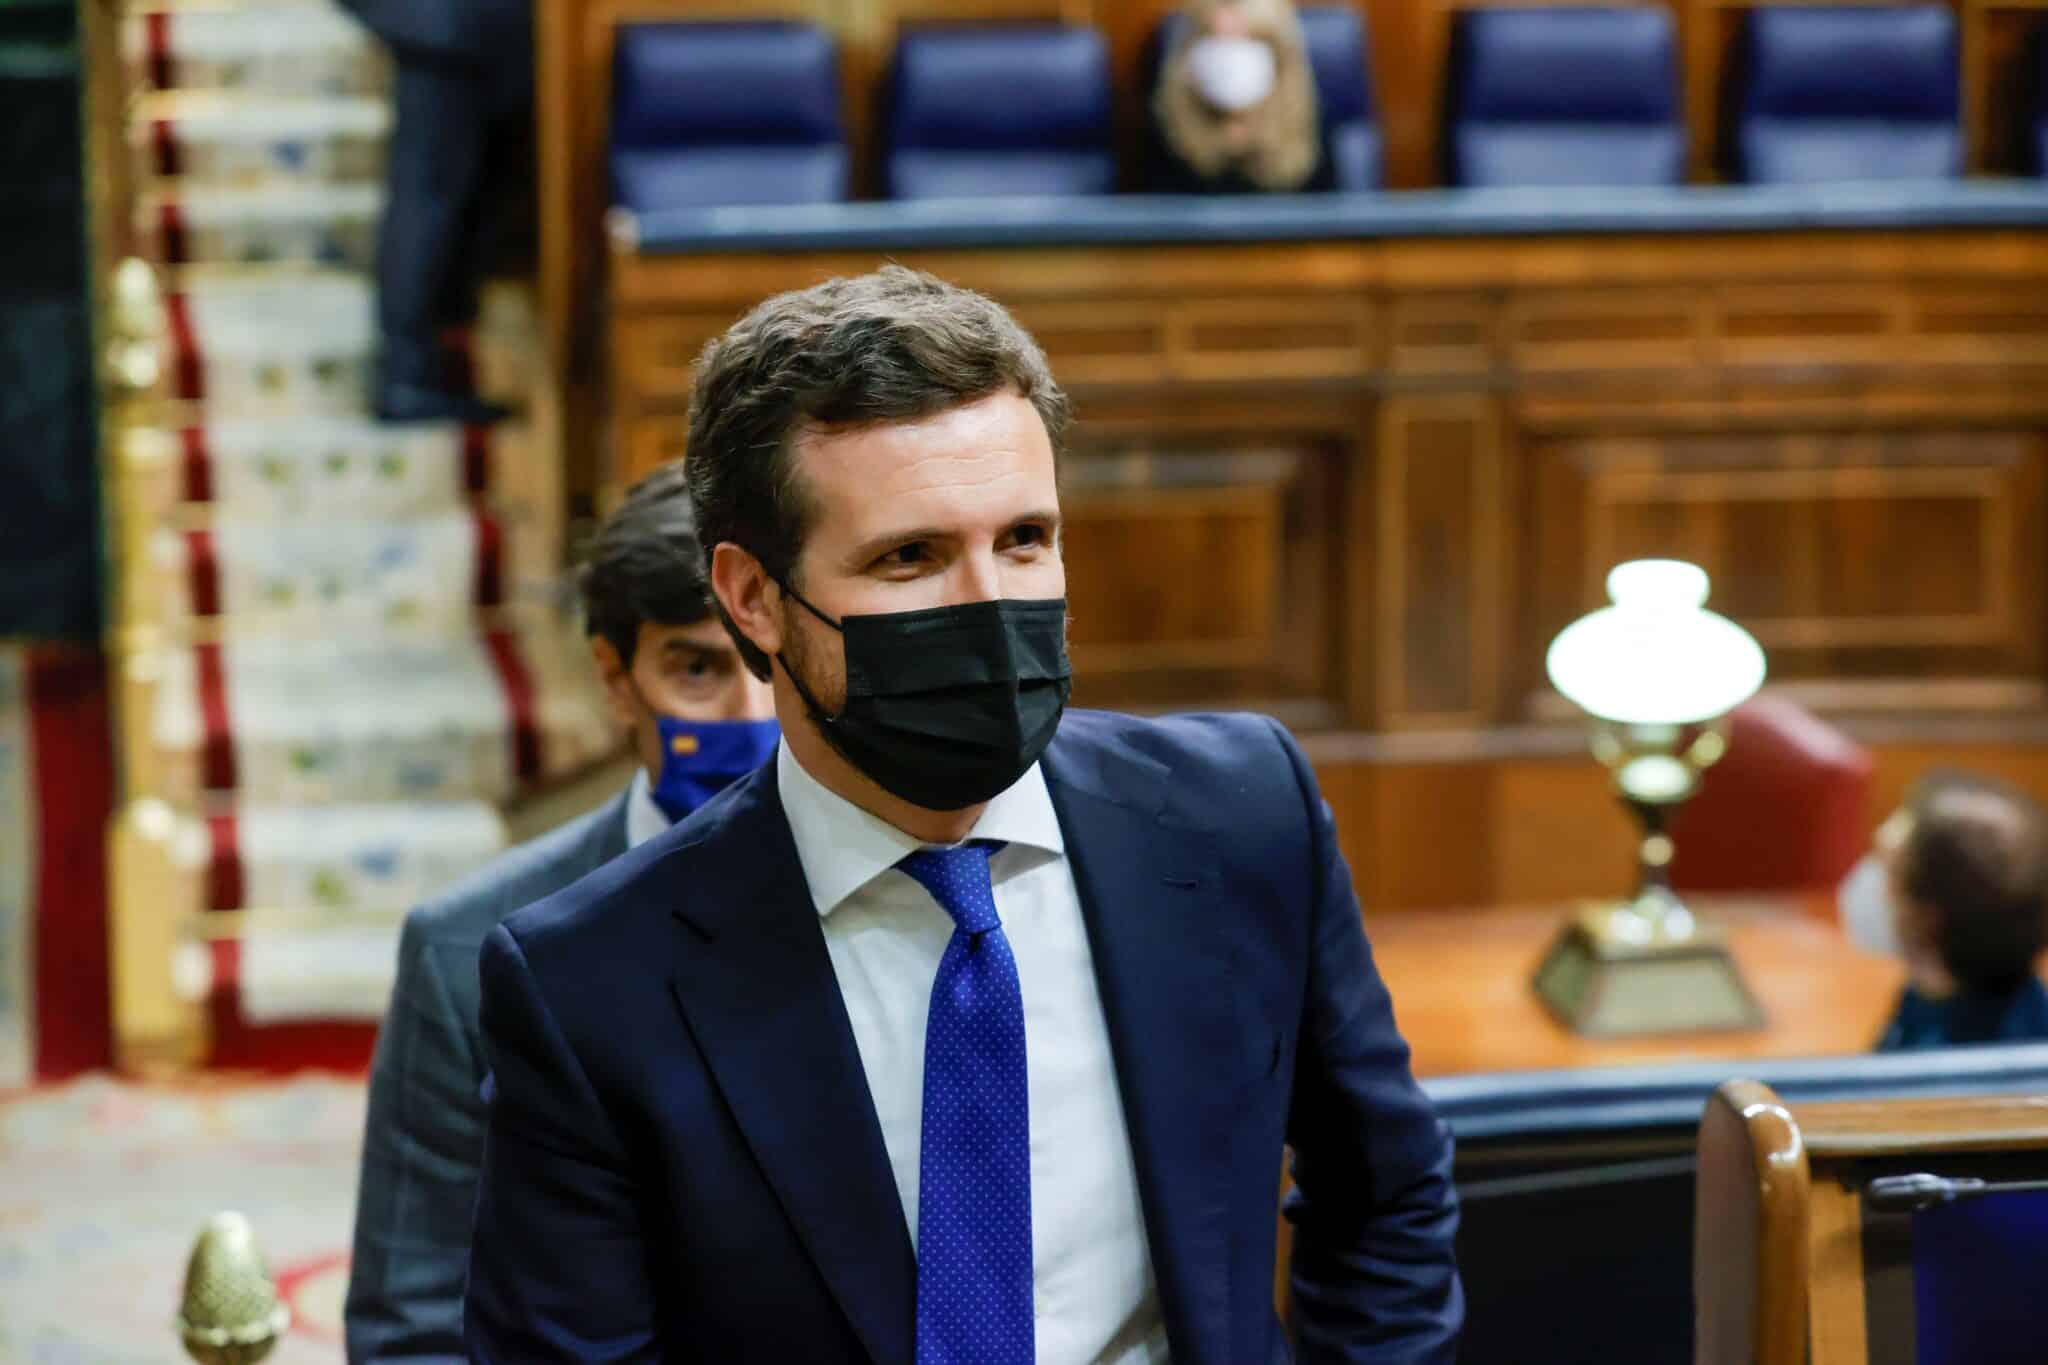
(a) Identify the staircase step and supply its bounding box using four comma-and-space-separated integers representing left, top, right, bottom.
131, 92, 388, 185
138, 181, 380, 272
149, 507, 505, 632
141, 622, 615, 804
123, 1, 386, 98
127, 415, 502, 519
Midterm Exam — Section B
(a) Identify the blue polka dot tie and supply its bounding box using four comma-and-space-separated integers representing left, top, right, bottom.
897, 841, 1035, 1365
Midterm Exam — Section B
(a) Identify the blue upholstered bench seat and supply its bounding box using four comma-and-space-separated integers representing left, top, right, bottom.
610, 21, 849, 216
1737, 5, 1963, 184
887, 26, 1114, 200
1448, 5, 1683, 188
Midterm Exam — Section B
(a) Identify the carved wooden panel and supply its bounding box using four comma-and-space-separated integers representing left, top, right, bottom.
1169, 296, 1378, 384
622, 412, 691, 482
616, 315, 728, 404
1374, 395, 1509, 728
1908, 286, 2048, 368
1008, 301, 1171, 389
1060, 442, 1341, 716
1385, 293, 1496, 375
1522, 430, 2048, 709
1713, 285, 1909, 373
1506, 288, 1707, 377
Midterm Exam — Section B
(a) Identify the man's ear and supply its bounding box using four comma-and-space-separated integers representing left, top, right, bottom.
589, 633, 639, 730
711, 542, 784, 664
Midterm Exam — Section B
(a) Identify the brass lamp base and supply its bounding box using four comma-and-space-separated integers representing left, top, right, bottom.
1533, 903, 1766, 1037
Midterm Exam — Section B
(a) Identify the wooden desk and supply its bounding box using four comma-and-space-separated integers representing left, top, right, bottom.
1364, 899, 1906, 1076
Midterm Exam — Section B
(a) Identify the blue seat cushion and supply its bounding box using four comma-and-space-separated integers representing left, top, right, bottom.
612, 21, 841, 147
1449, 6, 1682, 187
609, 21, 846, 212
887, 25, 1112, 199
888, 150, 1114, 201
1738, 5, 1961, 183
611, 146, 851, 216
1455, 125, 1684, 188
1741, 121, 1961, 183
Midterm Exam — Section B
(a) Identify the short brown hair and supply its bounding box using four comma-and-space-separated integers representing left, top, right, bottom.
578, 462, 712, 667
684, 266, 1069, 680
1902, 772, 2048, 994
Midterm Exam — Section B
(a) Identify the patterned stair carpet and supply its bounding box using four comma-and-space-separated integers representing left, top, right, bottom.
0, 1074, 365, 1363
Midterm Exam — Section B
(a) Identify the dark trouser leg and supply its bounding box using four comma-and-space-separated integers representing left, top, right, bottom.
372, 58, 502, 418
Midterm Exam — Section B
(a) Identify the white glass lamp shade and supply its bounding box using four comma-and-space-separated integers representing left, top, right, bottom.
1545, 560, 1766, 726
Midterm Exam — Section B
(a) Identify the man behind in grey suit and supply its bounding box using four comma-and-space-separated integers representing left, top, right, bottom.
344, 463, 776, 1362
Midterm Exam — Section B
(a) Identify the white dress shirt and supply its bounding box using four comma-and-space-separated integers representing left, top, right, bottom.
777, 741, 1169, 1365
624, 767, 669, 849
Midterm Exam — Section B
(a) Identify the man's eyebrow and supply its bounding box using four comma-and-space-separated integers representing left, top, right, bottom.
844, 510, 1063, 566
662, 636, 736, 656
844, 526, 954, 565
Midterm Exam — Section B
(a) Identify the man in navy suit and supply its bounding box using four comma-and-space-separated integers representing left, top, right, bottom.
464, 266, 1462, 1363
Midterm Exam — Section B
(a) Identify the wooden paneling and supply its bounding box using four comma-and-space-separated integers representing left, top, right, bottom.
1065, 482, 1285, 674
1359, 763, 1497, 908
1374, 395, 1507, 728
621, 412, 691, 477
1308, 735, 2048, 911
609, 229, 2048, 735
1491, 760, 1636, 904
1525, 430, 2048, 699
1170, 296, 1377, 384
615, 315, 729, 400
1506, 288, 1706, 377
1061, 439, 1345, 713
1007, 301, 1171, 388
1967, 0, 2048, 176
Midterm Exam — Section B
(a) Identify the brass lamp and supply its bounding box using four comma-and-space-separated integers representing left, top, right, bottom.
1533, 560, 1769, 1036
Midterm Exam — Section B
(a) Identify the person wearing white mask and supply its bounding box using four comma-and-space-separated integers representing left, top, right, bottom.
1150, 0, 1325, 193
1837, 772, 2048, 1051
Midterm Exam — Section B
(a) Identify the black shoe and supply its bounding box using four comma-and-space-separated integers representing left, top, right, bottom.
373, 381, 512, 426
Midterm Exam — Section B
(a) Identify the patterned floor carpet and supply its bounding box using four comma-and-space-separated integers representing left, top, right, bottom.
0, 1074, 364, 1363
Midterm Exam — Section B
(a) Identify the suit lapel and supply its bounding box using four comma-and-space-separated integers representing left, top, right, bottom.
663, 766, 915, 1365
1044, 734, 1238, 1364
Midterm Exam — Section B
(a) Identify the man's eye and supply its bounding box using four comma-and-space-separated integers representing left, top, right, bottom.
881, 542, 930, 568
1010, 524, 1047, 548
675, 654, 722, 681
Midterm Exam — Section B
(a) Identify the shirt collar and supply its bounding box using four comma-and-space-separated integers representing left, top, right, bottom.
624, 766, 670, 849
775, 738, 1064, 920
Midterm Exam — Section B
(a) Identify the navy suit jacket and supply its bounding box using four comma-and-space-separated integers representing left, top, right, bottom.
464, 710, 1461, 1363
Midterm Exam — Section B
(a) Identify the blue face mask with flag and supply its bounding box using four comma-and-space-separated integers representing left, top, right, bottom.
651, 716, 781, 823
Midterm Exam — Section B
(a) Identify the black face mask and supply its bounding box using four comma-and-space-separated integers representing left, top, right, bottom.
775, 586, 1072, 812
